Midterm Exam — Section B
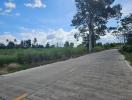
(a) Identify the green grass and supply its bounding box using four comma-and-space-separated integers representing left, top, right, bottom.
0, 55, 17, 66
120, 50, 132, 65
0, 47, 87, 69
120, 45, 132, 65
0, 44, 119, 74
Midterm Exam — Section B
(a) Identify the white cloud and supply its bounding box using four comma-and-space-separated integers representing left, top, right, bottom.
20, 28, 81, 47
0, 1, 19, 16
24, 0, 46, 8
4, 2, 16, 10
0, 33, 16, 44
20, 29, 47, 45
122, 2, 132, 16
0, 29, 121, 47
97, 33, 120, 44
15, 13, 21, 16
3, 1, 16, 13
115, 0, 132, 16
46, 29, 82, 47
0, 28, 82, 47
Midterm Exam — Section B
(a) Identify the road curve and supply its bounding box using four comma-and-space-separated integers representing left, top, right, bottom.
0, 49, 132, 100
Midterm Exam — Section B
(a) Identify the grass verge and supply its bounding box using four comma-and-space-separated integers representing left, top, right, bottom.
120, 50, 132, 66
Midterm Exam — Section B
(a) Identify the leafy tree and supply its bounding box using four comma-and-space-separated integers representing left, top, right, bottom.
45, 42, 50, 48
32, 38, 37, 48
72, 0, 122, 52
37, 45, 44, 48
6, 39, 9, 44
14, 39, 17, 48
20, 40, 24, 48
51, 45, 55, 48
25, 39, 31, 48
19, 40, 31, 48
113, 14, 132, 44
121, 14, 132, 44
33, 38, 37, 45
64, 41, 70, 47
70, 42, 74, 48
7, 41, 15, 48
14, 39, 17, 43
0, 43, 6, 49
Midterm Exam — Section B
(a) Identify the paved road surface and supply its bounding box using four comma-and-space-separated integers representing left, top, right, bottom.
0, 49, 132, 100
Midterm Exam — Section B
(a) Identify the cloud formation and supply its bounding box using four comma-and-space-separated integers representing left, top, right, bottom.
4, 1, 16, 12
0, 33, 16, 44
24, 0, 46, 8
0, 1, 19, 16
20, 28, 81, 47
0, 29, 82, 47
97, 33, 120, 44
122, 1, 132, 16
0, 29, 121, 46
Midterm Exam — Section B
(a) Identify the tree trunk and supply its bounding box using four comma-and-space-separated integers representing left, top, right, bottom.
88, 23, 94, 53
89, 32, 92, 52
91, 32, 95, 48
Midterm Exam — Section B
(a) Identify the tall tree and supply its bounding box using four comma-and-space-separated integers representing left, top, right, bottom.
14, 39, 17, 48
121, 14, 132, 44
45, 42, 50, 48
113, 14, 132, 44
64, 41, 70, 48
7, 41, 15, 48
25, 39, 31, 48
70, 42, 74, 48
72, 0, 122, 52
0, 43, 5, 49
6, 39, 9, 44
33, 38, 37, 45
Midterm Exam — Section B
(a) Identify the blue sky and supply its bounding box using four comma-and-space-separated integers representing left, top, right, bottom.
0, 0, 75, 33
0, 0, 132, 45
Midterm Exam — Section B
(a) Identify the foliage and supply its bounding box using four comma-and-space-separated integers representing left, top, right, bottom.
0, 47, 87, 68
121, 45, 132, 52
72, 0, 122, 51
64, 41, 70, 48
121, 14, 132, 45
7, 41, 15, 48
120, 46, 132, 65
0, 55, 17, 66
64, 41, 74, 48
45, 42, 50, 48
103, 43, 117, 49
114, 14, 132, 44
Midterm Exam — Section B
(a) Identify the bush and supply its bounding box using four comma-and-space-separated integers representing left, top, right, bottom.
16, 47, 87, 65
0, 55, 17, 67
122, 45, 132, 52
103, 43, 117, 49
92, 46, 104, 52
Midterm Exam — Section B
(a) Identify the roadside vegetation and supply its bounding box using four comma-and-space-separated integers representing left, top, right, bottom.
0, 40, 88, 74
0, 39, 119, 75
120, 45, 132, 65
118, 14, 132, 66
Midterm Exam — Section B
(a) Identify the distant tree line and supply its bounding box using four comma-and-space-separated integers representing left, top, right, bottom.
0, 38, 74, 49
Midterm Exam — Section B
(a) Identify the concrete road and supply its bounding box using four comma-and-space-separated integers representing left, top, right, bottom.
0, 49, 132, 100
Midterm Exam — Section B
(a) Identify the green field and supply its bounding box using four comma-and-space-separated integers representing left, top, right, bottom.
0, 43, 120, 74
0, 47, 87, 74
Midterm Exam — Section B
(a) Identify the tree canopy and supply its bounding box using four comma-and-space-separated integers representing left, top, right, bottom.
72, 0, 122, 52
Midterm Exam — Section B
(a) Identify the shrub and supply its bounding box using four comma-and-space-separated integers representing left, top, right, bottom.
122, 45, 132, 52
0, 55, 17, 67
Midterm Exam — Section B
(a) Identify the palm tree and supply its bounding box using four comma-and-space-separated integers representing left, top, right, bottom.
33, 38, 37, 45
6, 39, 9, 43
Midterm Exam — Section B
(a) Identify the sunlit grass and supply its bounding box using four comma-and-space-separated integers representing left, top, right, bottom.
0, 47, 87, 68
